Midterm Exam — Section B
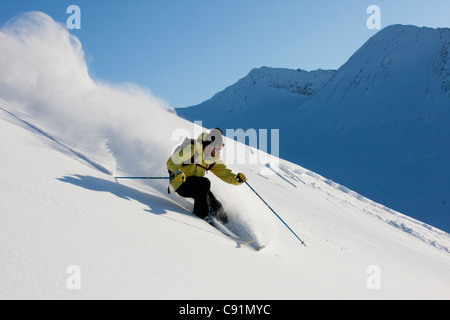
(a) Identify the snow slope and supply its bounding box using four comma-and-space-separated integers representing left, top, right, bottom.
1, 102, 450, 300
1, 12, 450, 300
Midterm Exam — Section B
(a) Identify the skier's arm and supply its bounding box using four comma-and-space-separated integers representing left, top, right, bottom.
210, 160, 244, 186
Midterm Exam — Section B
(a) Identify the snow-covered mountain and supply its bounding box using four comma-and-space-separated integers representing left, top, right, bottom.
278, 24, 450, 233
177, 24, 450, 233
176, 67, 335, 130
1, 13, 450, 299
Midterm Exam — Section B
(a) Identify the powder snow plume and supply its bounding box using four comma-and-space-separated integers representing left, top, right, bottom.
0, 11, 191, 183
0, 11, 277, 243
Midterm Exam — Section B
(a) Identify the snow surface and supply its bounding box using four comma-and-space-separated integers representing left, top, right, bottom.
1, 12, 450, 300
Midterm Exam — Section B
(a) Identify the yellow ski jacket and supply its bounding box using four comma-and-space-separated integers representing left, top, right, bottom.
167, 134, 240, 191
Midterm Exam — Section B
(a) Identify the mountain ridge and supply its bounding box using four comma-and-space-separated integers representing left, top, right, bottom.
176, 66, 335, 129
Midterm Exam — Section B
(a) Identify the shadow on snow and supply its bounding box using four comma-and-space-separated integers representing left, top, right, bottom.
57, 174, 187, 216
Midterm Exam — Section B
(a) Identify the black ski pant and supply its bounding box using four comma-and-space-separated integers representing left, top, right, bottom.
176, 176, 219, 219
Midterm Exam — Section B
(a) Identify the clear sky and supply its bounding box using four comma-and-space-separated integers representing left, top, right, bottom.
1, 0, 449, 107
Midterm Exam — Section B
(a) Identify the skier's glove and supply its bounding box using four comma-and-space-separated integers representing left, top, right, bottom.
236, 173, 247, 184
174, 171, 186, 182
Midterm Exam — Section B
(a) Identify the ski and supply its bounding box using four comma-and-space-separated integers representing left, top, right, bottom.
238, 239, 255, 246
226, 234, 255, 249
228, 233, 265, 251
208, 217, 264, 251
226, 234, 261, 250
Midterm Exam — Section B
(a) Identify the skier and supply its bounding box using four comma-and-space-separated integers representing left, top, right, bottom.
167, 128, 247, 224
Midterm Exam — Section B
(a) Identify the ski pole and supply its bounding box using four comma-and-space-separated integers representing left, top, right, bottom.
115, 176, 174, 181
245, 181, 306, 247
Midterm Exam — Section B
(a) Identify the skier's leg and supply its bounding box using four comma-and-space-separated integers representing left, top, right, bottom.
176, 176, 211, 219
208, 191, 228, 224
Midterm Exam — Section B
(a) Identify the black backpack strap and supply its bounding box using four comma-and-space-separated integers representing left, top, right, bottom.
172, 137, 215, 176
167, 170, 175, 194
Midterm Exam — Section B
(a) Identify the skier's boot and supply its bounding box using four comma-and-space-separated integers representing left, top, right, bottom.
209, 198, 229, 224
204, 215, 214, 226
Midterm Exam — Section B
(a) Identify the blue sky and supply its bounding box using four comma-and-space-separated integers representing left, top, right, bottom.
1, 0, 449, 107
